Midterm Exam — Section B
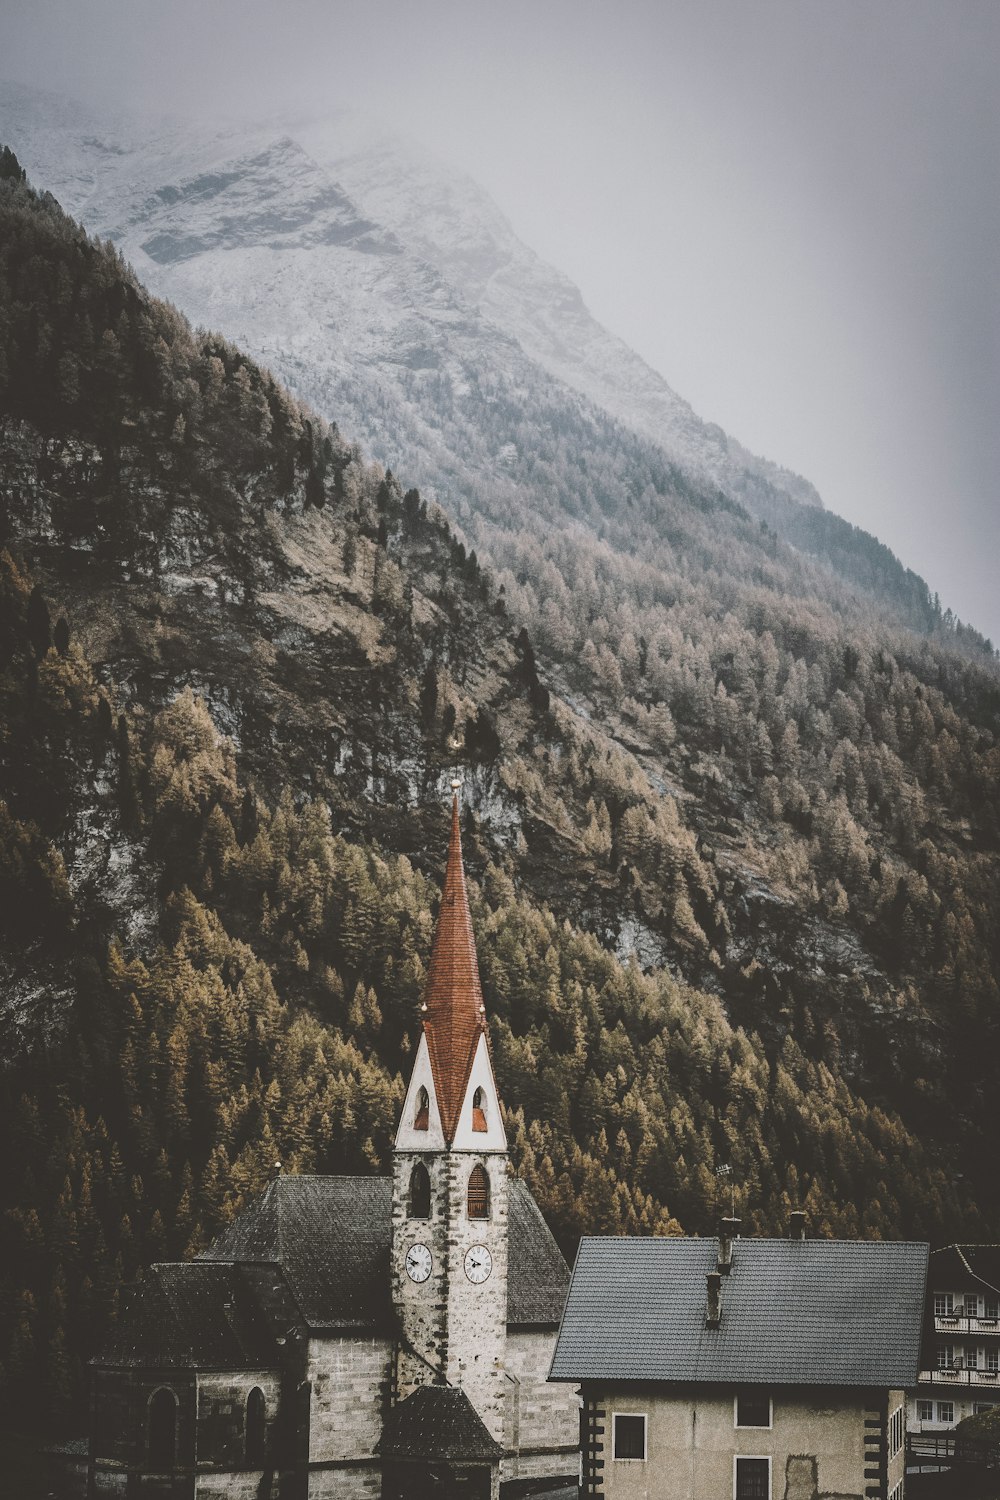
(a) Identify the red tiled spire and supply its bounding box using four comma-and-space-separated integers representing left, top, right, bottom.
422, 791, 488, 1144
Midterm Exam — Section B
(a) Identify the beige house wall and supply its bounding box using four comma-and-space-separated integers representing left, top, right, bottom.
596, 1387, 879, 1500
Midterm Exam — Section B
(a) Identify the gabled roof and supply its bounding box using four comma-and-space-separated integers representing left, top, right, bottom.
197, 1173, 568, 1331
421, 795, 489, 1143
199, 1174, 391, 1330
94, 1261, 294, 1369
931, 1245, 1000, 1294
377, 1385, 503, 1461
550, 1235, 929, 1388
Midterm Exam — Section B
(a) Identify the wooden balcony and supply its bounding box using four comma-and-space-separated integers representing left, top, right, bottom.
919, 1366, 1000, 1388
934, 1314, 1000, 1336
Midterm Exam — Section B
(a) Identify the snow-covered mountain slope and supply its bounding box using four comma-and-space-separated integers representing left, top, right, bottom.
0, 83, 821, 523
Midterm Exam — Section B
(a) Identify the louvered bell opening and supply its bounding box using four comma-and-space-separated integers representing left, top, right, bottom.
472, 1086, 487, 1132
467, 1164, 490, 1219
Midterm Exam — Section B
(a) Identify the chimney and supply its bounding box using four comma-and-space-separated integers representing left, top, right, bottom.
706, 1272, 722, 1328
789, 1210, 807, 1241
718, 1216, 741, 1275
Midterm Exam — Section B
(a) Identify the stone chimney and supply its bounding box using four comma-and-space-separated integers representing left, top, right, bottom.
718, 1216, 741, 1275
706, 1271, 722, 1328
789, 1209, 807, 1241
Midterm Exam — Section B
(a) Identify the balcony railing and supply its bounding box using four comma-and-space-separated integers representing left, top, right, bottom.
919, 1367, 1000, 1388
934, 1315, 1000, 1336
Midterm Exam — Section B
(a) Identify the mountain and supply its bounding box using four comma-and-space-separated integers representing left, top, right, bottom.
0, 139, 998, 1433
0, 83, 826, 528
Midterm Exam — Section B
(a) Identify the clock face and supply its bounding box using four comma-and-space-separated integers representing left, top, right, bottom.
405, 1242, 432, 1283
464, 1244, 493, 1284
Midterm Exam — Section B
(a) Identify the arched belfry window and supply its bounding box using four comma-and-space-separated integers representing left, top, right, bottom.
148, 1388, 177, 1471
472, 1086, 487, 1132
467, 1163, 490, 1220
409, 1162, 431, 1219
414, 1085, 429, 1131
245, 1386, 266, 1467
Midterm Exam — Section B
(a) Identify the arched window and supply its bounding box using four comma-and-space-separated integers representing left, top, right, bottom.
467, 1163, 490, 1220
147, 1388, 177, 1471
471, 1086, 487, 1132
414, 1086, 429, 1131
409, 1162, 431, 1219
245, 1387, 267, 1467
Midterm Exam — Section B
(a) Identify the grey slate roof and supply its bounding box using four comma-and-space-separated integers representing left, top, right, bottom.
377, 1385, 503, 1461
550, 1236, 929, 1388
200, 1175, 391, 1330
95, 1171, 568, 1366
95, 1262, 293, 1369
199, 1173, 568, 1331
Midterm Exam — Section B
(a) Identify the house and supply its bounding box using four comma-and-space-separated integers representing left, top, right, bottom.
910, 1244, 1000, 1433
549, 1214, 928, 1500
87, 791, 580, 1498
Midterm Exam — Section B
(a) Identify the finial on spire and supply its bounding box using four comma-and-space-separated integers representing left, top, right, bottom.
450, 776, 462, 792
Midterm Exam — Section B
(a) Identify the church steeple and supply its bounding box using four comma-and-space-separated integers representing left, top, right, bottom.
391, 787, 510, 1446
421, 790, 490, 1144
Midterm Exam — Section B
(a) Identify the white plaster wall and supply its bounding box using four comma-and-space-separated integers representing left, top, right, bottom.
450, 1034, 508, 1153
394, 1033, 446, 1150
306, 1336, 392, 1464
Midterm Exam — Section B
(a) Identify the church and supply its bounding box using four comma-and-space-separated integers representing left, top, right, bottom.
86, 792, 580, 1499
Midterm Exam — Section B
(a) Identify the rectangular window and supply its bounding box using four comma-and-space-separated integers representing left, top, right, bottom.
936, 1344, 953, 1368
735, 1392, 772, 1428
966, 1294, 980, 1316
974, 1403, 997, 1415
987, 1350, 999, 1373
917, 1400, 934, 1421
967, 1347, 979, 1370
612, 1413, 646, 1461
985, 1299, 999, 1319
938, 1402, 955, 1424
935, 1293, 954, 1316
889, 1405, 904, 1457
735, 1456, 771, 1500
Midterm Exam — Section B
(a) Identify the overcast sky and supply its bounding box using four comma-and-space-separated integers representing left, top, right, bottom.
4, 0, 999, 643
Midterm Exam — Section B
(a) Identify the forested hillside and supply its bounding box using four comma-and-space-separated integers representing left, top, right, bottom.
1, 149, 999, 1429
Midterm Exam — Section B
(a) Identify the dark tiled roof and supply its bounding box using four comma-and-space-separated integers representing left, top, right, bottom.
94, 1262, 290, 1369
198, 1173, 567, 1330
507, 1179, 570, 1325
422, 795, 489, 1143
550, 1236, 929, 1388
932, 1245, 1000, 1293
378, 1385, 503, 1460
200, 1174, 391, 1330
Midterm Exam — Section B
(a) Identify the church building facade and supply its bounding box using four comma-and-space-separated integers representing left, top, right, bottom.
86, 794, 580, 1498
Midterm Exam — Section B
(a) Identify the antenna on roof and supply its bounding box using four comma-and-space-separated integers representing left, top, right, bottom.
715, 1162, 736, 1218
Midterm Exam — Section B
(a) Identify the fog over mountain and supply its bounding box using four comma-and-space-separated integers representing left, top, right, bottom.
3, 0, 998, 641
0, 84, 824, 530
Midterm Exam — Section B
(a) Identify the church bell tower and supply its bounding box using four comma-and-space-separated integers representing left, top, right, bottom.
391, 785, 509, 1445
